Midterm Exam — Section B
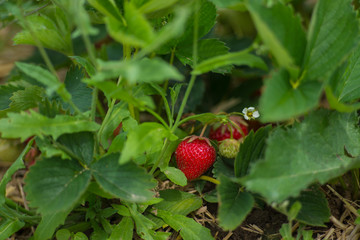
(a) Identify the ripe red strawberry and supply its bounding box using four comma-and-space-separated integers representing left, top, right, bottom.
175, 136, 216, 181
209, 116, 248, 142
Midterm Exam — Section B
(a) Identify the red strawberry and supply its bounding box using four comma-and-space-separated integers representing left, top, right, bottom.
209, 116, 248, 142
175, 136, 216, 181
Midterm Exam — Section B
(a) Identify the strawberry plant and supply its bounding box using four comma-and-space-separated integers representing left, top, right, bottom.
1, 0, 360, 239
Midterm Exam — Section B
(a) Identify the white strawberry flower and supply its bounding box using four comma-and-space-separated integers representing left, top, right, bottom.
242, 107, 260, 120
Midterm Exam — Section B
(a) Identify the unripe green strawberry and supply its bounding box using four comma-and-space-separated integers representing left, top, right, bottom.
175, 136, 216, 181
219, 139, 240, 159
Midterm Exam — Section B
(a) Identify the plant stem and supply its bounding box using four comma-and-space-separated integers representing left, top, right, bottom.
90, 87, 98, 121
198, 175, 220, 185
171, 0, 200, 131
151, 0, 200, 174
97, 76, 123, 143
144, 107, 170, 130
199, 123, 208, 137
157, 47, 176, 119
149, 138, 170, 175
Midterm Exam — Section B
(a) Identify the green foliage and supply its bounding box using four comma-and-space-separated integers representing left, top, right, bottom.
62, 66, 93, 113
289, 186, 330, 226
302, 0, 359, 81
154, 189, 202, 216
259, 69, 323, 122
13, 7, 73, 54
0, 84, 24, 112
246, 0, 306, 78
3, 0, 360, 238
157, 209, 214, 240
91, 154, 156, 203
162, 166, 187, 186
235, 125, 271, 177
217, 175, 254, 230
109, 217, 134, 240
15, 62, 71, 101
93, 58, 183, 84
243, 110, 360, 203
106, 1, 154, 47
119, 122, 176, 164
0, 219, 25, 240
33, 211, 71, 240
192, 50, 267, 75
327, 44, 360, 112
24, 157, 92, 214
0, 111, 100, 141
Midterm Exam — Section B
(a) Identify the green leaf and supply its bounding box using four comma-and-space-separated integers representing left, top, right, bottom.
157, 209, 214, 240
0, 84, 24, 111
119, 122, 176, 164
141, 6, 190, 57
178, 0, 216, 44
69, 56, 96, 77
176, 39, 230, 73
56, 0, 98, 37
325, 86, 360, 113
34, 210, 71, 240
105, 1, 154, 47
302, 0, 359, 80
163, 167, 187, 186
99, 107, 132, 149
57, 132, 95, 166
55, 229, 71, 240
94, 58, 183, 84
0, 218, 25, 240
8, 86, 44, 113
328, 44, 360, 103
209, 0, 245, 9
88, 0, 123, 21
139, 0, 179, 14
192, 50, 267, 75
63, 66, 92, 113
217, 175, 254, 230
15, 62, 71, 101
212, 157, 235, 179
87, 181, 115, 199
36, 137, 70, 160
24, 157, 91, 214
178, 113, 226, 126
0, 139, 32, 204
126, 203, 157, 240
155, 189, 203, 216
235, 125, 272, 177
13, 13, 72, 54
259, 69, 323, 122
91, 154, 156, 203
279, 223, 293, 240
0, 110, 100, 141
109, 217, 134, 240
242, 110, 360, 203
85, 81, 155, 110
289, 186, 330, 226
246, 0, 306, 77
74, 232, 88, 240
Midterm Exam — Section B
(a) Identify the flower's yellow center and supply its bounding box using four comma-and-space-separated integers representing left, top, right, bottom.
247, 111, 253, 117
